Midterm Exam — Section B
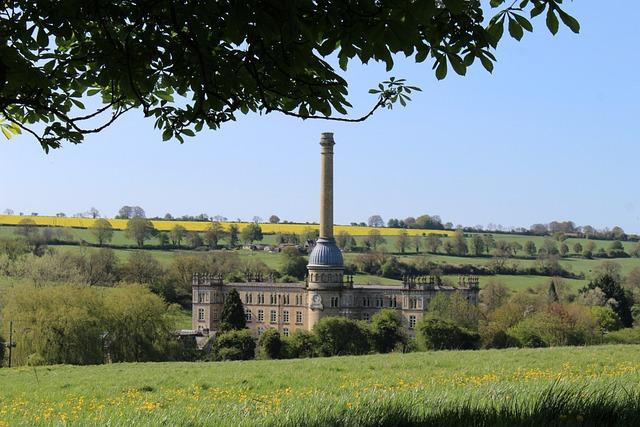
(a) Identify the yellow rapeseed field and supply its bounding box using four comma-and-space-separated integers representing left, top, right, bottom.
0, 215, 454, 237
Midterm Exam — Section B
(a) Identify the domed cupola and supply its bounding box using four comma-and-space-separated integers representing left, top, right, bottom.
309, 237, 344, 267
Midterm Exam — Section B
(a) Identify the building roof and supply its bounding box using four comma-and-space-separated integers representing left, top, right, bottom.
308, 237, 344, 267
225, 282, 306, 289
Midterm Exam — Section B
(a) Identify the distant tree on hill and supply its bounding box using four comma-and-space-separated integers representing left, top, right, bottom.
252, 216, 263, 224
412, 235, 422, 254
89, 207, 100, 218
125, 217, 157, 248
559, 243, 569, 257
582, 225, 595, 238
425, 234, 442, 254
3, 208, 14, 215
15, 218, 37, 240
156, 232, 170, 248
364, 229, 385, 251
572, 242, 583, 254
482, 234, 496, 254
523, 240, 536, 257
302, 227, 319, 241
220, 289, 246, 332
280, 247, 307, 280
269, 215, 280, 224
336, 230, 355, 251
241, 223, 263, 243
368, 215, 384, 228
204, 222, 226, 249
121, 251, 164, 284
607, 240, 627, 257
15, 219, 46, 256
228, 224, 240, 248
581, 271, 633, 327
404, 217, 417, 228
395, 231, 409, 253
415, 214, 444, 230
630, 243, 640, 258
540, 238, 559, 255
511, 242, 523, 256
170, 225, 187, 247
530, 223, 548, 235
187, 232, 203, 249
453, 230, 468, 256
91, 218, 114, 246
470, 235, 485, 256
117, 205, 145, 219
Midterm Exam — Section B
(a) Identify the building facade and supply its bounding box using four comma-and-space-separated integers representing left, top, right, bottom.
192, 133, 479, 337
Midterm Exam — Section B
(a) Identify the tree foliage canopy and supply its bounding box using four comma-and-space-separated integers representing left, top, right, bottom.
0, 0, 578, 150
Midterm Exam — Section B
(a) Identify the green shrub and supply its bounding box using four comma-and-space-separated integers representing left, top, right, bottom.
283, 330, 317, 359
313, 317, 370, 356
279, 247, 307, 280
215, 329, 255, 361
603, 328, 640, 344
257, 328, 282, 359
369, 309, 406, 353
417, 317, 480, 350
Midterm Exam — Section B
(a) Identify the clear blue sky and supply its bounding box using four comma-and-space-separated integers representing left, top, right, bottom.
1, 2, 639, 232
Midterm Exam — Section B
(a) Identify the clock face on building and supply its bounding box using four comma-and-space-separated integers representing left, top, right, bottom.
312, 294, 322, 304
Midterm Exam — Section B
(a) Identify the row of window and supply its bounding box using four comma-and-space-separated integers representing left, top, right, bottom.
245, 309, 303, 325
199, 308, 417, 329
246, 293, 304, 306
199, 292, 425, 310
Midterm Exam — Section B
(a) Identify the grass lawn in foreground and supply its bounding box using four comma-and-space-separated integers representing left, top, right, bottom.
0, 345, 639, 426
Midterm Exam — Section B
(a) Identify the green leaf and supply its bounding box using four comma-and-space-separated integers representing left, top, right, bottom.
156, 92, 174, 102
70, 99, 85, 109
182, 129, 195, 137
36, 28, 48, 49
558, 9, 580, 33
448, 54, 466, 76
546, 8, 559, 35
435, 58, 448, 80
86, 88, 100, 96
1, 127, 11, 139
415, 48, 429, 63
513, 14, 533, 32
162, 128, 172, 141
480, 55, 494, 73
338, 53, 348, 71
531, 3, 546, 18
508, 17, 524, 41
487, 16, 505, 44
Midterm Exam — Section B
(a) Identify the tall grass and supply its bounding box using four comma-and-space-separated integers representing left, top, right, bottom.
1, 346, 639, 426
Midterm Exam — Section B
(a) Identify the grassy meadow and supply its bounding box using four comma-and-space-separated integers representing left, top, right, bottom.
0, 345, 639, 426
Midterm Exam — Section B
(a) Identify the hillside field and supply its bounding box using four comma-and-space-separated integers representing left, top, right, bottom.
1, 345, 639, 426
0, 215, 454, 237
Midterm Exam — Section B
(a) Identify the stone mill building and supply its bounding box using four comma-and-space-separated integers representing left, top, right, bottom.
192, 133, 479, 337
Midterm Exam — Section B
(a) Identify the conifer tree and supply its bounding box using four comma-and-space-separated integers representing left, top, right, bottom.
220, 289, 246, 331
